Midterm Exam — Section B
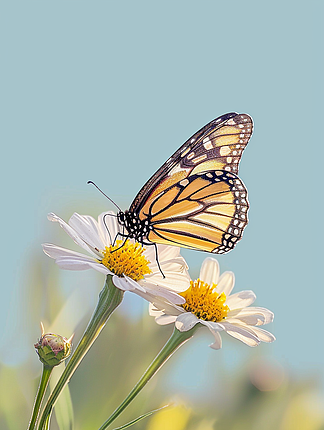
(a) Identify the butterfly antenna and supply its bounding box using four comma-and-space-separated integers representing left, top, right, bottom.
87, 181, 122, 212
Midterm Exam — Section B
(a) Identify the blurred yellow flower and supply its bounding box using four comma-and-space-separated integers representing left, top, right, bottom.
146, 404, 191, 430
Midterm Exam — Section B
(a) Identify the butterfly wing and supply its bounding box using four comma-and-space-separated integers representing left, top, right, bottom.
145, 170, 249, 253
130, 112, 253, 216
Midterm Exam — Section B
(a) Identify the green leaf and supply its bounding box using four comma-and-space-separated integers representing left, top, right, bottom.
112, 404, 170, 430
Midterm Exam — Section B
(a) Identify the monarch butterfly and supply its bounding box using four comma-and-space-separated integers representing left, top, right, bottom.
115, 112, 253, 257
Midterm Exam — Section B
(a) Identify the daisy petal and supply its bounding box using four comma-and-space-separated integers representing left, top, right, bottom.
55, 257, 111, 275
155, 314, 178, 326
123, 275, 146, 292
42, 243, 91, 260
98, 211, 121, 246
142, 283, 185, 304
227, 307, 274, 326
199, 258, 219, 285
112, 275, 135, 291
217, 271, 235, 295
200, 321, 223, 350
247, 326, 276, 343
47, 213, 97, 256
68, 213, 105, 250
175, 313, 199, 332
144, 271, 190, 293
221, 321, 260, 347
226, 290, 256, 310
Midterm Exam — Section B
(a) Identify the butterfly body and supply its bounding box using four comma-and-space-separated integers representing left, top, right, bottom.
118, 112, 253, 255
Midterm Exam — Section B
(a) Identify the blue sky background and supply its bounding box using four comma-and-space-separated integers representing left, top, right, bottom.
0, 0, 323, 394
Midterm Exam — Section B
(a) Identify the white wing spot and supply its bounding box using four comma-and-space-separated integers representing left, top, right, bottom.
227, 119, 235, 125
180, 179, 189, 187
220, 145, 231, 156
204, 141, 213, 150
227, 157, 232, 163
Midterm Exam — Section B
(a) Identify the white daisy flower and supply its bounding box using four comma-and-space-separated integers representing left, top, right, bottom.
149, 257, 275, 349
43, 211, 190, 305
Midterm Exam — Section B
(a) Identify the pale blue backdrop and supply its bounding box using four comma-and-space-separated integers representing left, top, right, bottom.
1, 0, 323, 392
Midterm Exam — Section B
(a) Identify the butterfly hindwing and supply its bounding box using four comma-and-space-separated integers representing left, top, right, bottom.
145, 170, 249, 254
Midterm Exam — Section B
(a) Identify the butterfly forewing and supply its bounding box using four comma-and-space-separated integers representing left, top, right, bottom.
130, 113, 252, 216
123, 112, 252, 255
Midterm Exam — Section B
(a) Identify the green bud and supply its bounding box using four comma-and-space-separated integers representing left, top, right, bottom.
34, 323, 73, 367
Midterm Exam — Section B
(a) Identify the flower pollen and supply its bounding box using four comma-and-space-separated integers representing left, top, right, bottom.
100, 240, 152, 281
180, 278, 229, 322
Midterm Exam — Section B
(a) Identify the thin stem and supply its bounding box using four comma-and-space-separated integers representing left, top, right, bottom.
98, 326, 198, 430
37, 275, 124, 430
28, 365, 53, 430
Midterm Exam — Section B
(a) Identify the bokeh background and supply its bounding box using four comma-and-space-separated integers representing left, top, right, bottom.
1, 1, 323, 429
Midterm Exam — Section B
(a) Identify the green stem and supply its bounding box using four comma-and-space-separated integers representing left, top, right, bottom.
98, 325, 198, 430
28, 365, 53, 430
37, 275, 124, 430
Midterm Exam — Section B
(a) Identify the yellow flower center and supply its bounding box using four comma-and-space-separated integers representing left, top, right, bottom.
100, 240, 152, 281
180, 278, 229, 322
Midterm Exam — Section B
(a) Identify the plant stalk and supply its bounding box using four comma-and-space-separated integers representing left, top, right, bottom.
98, 325, 198, 430
37, 275, 124, 430
28, 365, 53, 430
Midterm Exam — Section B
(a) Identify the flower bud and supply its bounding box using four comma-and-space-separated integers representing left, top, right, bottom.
34, 323, 73, 367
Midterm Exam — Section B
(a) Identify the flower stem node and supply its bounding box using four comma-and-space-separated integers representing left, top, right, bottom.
34, 326, 73, 367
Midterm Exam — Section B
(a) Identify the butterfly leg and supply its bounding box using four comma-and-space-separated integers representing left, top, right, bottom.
111, 232, 129, 252
140, 240, 165, 279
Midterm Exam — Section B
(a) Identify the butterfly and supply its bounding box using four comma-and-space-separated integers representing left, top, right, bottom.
116, 112, 253, 257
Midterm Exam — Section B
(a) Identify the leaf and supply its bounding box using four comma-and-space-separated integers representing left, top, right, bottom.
112, 404, 170, 430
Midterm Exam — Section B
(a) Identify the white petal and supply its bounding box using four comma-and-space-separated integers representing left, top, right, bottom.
112, 275, 135, 291
155, 314, 177, 326
68, 213, 105, 250
156, 244, 181, 261
217, 271, 235, 295
200, 320, 223, 349
42, 243, 91, 260
227, 307, 274, 326
151, 257, 189, 273
175, 312, 199, 332
221, 321, 260, 347
47, 213, 97, 256
55, 257, 110, 275
199, 258, 220, 285
123, 275, 146, 292
247, 326, 276, 343
226, 290, 256, 310
141, 282, 185, 304
149, 303, 164, 317
149, 298, 183, 316
98, 211, 121, 246
144, 271, 190, 293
